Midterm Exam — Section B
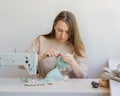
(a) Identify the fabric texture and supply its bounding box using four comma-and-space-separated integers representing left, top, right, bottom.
100, 67, 120, 82
39, 56, 67, 83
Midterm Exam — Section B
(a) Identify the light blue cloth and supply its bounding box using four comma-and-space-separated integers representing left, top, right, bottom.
24, 56, 67, 85
39, 56, 67, 84
56, 56, 67, 69
40, 68, 63, 83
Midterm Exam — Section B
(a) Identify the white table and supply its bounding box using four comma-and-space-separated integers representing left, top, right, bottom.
108, 58, 120, 96
0, 78, 109, 96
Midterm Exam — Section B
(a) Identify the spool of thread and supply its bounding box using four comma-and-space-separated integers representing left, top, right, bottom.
91, 81, 99, 88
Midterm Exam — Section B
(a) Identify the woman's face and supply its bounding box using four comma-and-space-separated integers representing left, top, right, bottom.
54, 20, 69, 43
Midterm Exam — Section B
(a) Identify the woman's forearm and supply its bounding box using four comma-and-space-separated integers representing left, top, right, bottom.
70, 60, 86, 78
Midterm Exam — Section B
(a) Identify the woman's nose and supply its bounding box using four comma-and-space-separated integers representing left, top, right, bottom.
61, 32, 65, 38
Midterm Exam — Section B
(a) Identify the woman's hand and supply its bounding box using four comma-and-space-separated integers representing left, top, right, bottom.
61, 53, 75, 65
61, 53, 87, 78
43, 49, 59, 57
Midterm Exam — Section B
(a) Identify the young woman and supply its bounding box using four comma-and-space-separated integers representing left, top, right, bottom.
26, 11, 87, 78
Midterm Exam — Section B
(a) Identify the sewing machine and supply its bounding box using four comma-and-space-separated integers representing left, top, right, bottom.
0, 53, 38, 77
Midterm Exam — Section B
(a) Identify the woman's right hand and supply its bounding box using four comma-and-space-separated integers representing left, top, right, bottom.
43, 49, 59, 58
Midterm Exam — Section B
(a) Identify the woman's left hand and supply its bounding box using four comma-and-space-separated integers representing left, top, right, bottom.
61, 53, 75, 65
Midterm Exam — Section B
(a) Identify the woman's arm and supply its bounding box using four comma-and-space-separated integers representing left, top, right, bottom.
61, 54, 87, 78
25, 36, 40, 54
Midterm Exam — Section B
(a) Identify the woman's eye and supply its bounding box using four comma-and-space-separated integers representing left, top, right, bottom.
56, 28, 69, 34
57, 29, 63, 32
66, 31, 69, 34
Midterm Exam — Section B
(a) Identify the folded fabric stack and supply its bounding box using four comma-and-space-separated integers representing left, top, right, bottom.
100, 65, 120, 82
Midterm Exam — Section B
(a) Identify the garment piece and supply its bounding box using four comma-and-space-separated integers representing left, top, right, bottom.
56, 56, 67, 70
40, 68, 63, 84
40, 56, 67, 83
26, 35, 87, 78
100, 67, 120, 82
24, 56, 67, 86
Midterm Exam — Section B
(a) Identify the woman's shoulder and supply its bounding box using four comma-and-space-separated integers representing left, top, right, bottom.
35, 35, 44, 39
35, 35, 49, 42
35, 35, 53, 46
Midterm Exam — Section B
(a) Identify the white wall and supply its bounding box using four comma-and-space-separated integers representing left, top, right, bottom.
0, 0, 120, 78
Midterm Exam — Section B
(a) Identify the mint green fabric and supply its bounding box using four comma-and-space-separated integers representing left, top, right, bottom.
39, 56, 67, 83
24, 56, 67, 85
40, 68, 63, 83
56, 56, 67, 69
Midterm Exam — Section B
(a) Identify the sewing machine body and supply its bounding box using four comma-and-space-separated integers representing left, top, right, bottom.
0, 53, 38, 76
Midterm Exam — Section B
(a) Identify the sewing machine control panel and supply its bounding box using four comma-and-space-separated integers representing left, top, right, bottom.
0, 53, 38, 75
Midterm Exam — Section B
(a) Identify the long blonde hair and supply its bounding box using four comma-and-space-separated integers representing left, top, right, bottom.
44, 11, 86, 58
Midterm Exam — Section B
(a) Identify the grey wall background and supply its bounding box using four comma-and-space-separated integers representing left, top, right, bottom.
0, 0, 120, 78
